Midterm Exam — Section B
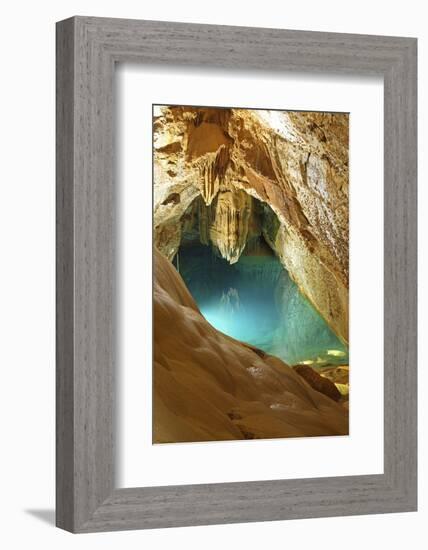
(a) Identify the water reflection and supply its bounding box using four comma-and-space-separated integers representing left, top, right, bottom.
175, 242, 348, 366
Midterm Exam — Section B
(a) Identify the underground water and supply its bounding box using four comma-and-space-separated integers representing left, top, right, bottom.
174, 240, 348, 367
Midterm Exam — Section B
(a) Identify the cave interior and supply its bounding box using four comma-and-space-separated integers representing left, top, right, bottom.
171, 193, 348, 367
152, 105, 350, 443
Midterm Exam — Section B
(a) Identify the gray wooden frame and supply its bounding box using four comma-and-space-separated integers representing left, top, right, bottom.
56, 16, 417, 533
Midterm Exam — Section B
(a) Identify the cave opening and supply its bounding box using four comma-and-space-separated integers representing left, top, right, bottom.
171, 194, 348, 367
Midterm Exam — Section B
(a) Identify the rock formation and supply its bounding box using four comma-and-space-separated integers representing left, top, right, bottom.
293, 364, 342, 403
153, 249, 348, 443
153, 106, 349, 343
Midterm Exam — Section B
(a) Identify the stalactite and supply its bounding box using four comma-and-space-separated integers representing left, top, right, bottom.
209, 189, 252, 264
198, 144, 230, 206
197, 197, 212, 245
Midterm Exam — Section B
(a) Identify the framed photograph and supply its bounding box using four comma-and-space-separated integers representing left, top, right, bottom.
56, 16, 417, 532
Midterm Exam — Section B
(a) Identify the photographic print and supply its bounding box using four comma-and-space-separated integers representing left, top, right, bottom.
153, 105, 349, 444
